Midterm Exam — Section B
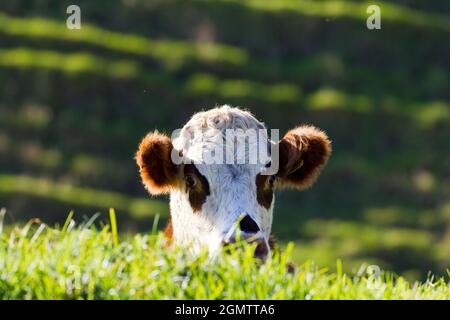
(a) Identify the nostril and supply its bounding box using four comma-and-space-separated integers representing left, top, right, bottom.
254, 240, 269, 260
239, 215, 260, 233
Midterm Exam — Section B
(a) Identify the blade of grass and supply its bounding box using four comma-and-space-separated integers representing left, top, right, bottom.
30, 223, 46, 243
85, 212, 101, 229
109, 208, 119, 247
0, 207, 6, 235
152, 213, 160, 235
62, 210, 74, 234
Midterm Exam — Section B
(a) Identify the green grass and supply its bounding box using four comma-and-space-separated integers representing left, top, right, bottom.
0, 12, 248, 68
0, 0, 449, 283
185, 73, 301, 103
0, 48, 139, 79
210, 0, 450, 32
0, 212, 449, 300
0, 174, 168, 219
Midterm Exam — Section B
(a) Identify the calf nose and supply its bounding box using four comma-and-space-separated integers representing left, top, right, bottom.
223, 215, 269, 260
239, 215, 260, 233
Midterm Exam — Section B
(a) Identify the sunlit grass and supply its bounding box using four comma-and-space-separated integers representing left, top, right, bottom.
0, 174, 168, 219
306, 87, 372, 112
0, 12, 248, 68
363, 206, 441, 228
288, 217, 450, 281
305, 87, 450, 125
185, 73, 301, 103
414, 101, 450, 128
1, 47, 447, 124
209, 0, 450, 32
0, 215, 448, 299
301, 219, 434, 251
0, 48, 139, 78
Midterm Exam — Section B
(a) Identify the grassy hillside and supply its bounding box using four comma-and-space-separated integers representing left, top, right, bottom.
0, 0, 449, 280
0, 212, 449, 300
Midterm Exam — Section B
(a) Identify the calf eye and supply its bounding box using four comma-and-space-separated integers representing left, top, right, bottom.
268, 175, 276, 186
185, 175, 196, 188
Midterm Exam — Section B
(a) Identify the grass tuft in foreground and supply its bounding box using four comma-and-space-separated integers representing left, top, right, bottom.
0, 213, 449, 300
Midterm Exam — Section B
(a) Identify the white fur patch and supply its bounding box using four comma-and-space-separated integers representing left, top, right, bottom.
169, 105, 274, 255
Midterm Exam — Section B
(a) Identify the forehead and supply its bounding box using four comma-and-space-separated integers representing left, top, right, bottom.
195, 163, 263, 183
173, 106, 271, 169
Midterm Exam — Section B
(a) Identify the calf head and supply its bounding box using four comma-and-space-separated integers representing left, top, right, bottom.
136, 106, 331, 258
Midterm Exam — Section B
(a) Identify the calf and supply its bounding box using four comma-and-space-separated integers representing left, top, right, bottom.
136, 105, 331, 258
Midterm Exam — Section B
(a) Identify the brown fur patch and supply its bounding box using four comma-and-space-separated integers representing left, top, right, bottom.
278, 125, 331, 189
256, 174, 274, 209
164, 220, 173, 245
268, 234, 276, 249
184, 164, 210, 212
135, 131, 179, 195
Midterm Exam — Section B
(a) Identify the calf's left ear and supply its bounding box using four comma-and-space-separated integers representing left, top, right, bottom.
277, 125, 331, 189
135, 131, 179, 195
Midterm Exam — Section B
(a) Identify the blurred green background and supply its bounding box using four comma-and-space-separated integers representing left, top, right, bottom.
0, 0, 449, 281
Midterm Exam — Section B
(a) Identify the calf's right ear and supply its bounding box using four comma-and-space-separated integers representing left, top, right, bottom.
135, 131, 179, 195
276, 125, 331, 190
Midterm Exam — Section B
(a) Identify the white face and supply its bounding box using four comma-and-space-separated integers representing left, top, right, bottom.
136, 105, 331, 259
169, 162, 275, 256
169, 107, 275, 256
